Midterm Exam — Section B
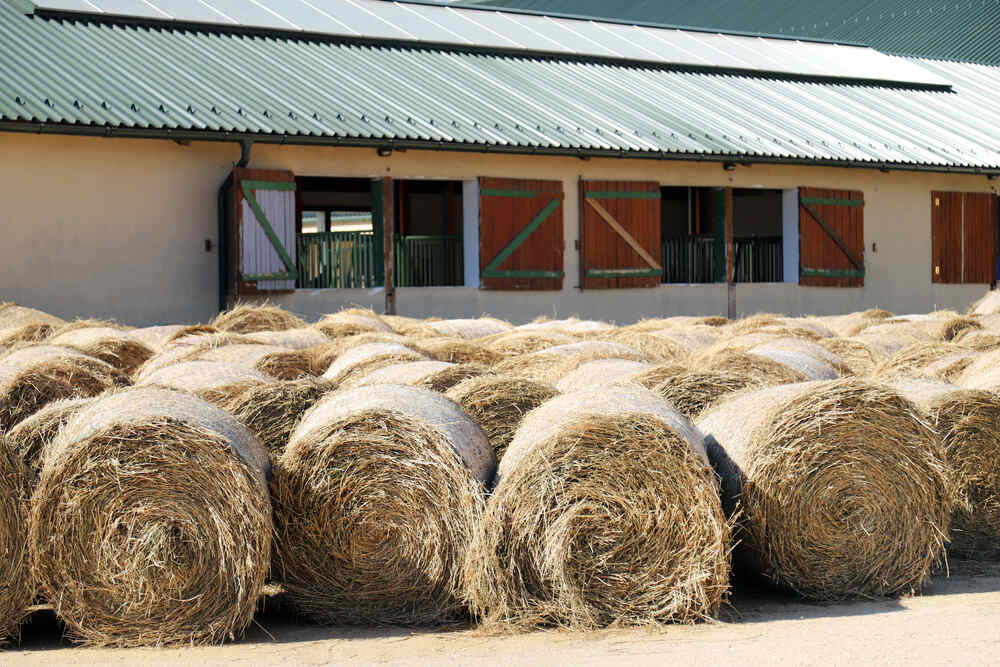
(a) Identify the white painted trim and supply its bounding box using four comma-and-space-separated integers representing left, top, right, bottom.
782, 188, 799, 283
462, 179, 480, 287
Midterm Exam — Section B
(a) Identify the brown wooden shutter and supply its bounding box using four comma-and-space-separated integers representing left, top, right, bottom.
579, 180, 662, 289
229, 168, 298, 294
798, 187, 865, 287
931, 191, 963, 283
962, 192, 996, 284
479, 177, 564, 291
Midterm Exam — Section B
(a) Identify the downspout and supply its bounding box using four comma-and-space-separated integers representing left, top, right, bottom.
237, 139, 253, 168
218, 139, 252, 312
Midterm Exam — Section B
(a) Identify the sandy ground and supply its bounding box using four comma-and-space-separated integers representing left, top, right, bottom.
6, 560, 1000, 667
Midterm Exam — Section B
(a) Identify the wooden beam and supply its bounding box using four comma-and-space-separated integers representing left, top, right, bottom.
725, 187, 735, 284
799, 198, 864, 270
584, 197, 662, 270
382, 177, 396, 315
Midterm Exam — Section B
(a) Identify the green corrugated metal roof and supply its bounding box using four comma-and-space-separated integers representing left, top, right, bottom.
1, 2, 1000, 171
460, 0, 1000, 65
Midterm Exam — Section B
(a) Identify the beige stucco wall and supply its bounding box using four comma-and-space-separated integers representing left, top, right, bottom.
1, 132, 995, 325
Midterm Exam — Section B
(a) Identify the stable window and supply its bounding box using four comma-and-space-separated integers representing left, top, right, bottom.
660, 186, 725, 283
733, 189, 783, 282
395, 180, 464, 287
932, 192, 997, 284
296, 177, 378, 289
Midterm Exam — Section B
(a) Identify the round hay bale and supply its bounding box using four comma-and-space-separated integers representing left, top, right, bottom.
273, 384, 494, 625
980, 313, 1000, 330
212, 303, 306, 333
0, 436, 30, 641
887, 314, 982, 342
137, 360, 270, 405
445, 375, 558, 461
697, 350, 807, 385
245, 328, 329, 350
817, 337, 885, 376
622, 316, 727, 332
195, 344, 313, 381
466, 386, 729, 630
873, 342, 975, 379
970, 290, 1000, 316
30, 387, 271, 646
347, 359, 455, 388
696, 332, 784, 359
48, 327, 153, 376
134, 333, 266, 379
0, 322, 56, 349
515, 318, 614, 335
595, 329, 692, 363
320, 342, 427, 387
649, 370, 763, 419
645, 327, 721, 353
427, 317, 513, 339
479, 330, 575, 357
892, 378, 1000, 559
730, 315, 832, 340
381, 314, 440, 336
217, 378, 333, 457
5, 396, 94, 484
314, 309, 392, 338
493, 341, 647, 384
956, 348, 1000, 392
630, 362, 689, 391
697, 379, 951, 599
127, 325, 218, 352
411, 337, 502, 366
853, 322, 933, 356
954, 329, 1000, 351
555, 359, 651, 392
746, 339, 845, 380
0, 303, 64, 328
306, 332, 413, 375
812, 309, 893, 337
0, 346, 129, 432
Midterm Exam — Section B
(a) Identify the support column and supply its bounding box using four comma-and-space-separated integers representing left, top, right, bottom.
726, 187, 736, 319
382, 176, 396, 315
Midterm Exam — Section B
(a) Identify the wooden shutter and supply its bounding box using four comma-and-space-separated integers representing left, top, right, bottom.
230, 168, 297, 292
479, 177, 564, 291
798, 187, 865, 287
579, 180, 662, 289
931, 191, 963, 283
962, 192, 996, 284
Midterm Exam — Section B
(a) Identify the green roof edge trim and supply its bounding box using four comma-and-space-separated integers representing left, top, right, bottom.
11, 0, 37, 14
2, 120, 998, 178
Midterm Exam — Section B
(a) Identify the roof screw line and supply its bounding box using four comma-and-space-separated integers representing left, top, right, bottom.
159, 104, 167, 113
14, 96, 24, 105
101, 101, 110, 110
130, 103, 139, 112
74, 100, 83, 109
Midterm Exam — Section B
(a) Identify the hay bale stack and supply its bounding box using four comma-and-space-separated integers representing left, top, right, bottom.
245, 328, 329, 350
818, 337, 885, 376
695, 332, 784, 358
382, 314, 440, 336
747, 338, 848, 379
697, 379, 951, 599
649, 370, 764, 419
873, 342, 976, 379
137, 360, 269, 405
888, 313, 982, 342
127, 325, 217, 352
493, 341, 647, 384
479, 330, 575, 357
0, 304, 65, 349
956, 348, 1000, 393
5, 396, 94, 484
0, 436, 30, 641
853, 322, 932, 356
892, 378, 1000, 559
730, 315, 832, 340
970, 290, 1000, 316
217, 378, 333, 456
134, 332, 262, 379
195, 343, 314, 380
320, 342, 427, 387
212, 303, 305, 333
273, 384, 494, 625
314, 309, 392, 338
555, 359, 651, 392
630, 362, 690, 390
350, 360, 488, 393
411, 337, 502, 366
306, 332, 413, 375
0, 346, 128, 432
427, 318, 513, 339
466, 386, 729, 630
698, 350, 807, 385
446, 375, 558, 461
48, 326, 153, 375
30, 387, 271, 646
645, 327, 721, 353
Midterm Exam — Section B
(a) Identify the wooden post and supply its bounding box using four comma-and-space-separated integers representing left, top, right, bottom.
725, 187, 736, 319
382, 176, 396, 315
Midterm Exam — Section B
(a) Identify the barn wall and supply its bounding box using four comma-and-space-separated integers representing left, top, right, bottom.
0, 132, 995, 325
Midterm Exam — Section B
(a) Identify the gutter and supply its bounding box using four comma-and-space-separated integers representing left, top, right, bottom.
2, 120, 998, 178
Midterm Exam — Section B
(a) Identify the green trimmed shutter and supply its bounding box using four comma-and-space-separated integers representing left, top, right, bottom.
579, 180, 662, 289
234, 168, 298, 291
479, 177, 564, 291
798, 187, 865, 287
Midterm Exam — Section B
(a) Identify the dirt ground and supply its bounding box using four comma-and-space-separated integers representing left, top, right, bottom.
7, 560, 1000, 667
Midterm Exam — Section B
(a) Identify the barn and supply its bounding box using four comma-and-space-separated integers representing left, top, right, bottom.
1, 0, 998, 325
